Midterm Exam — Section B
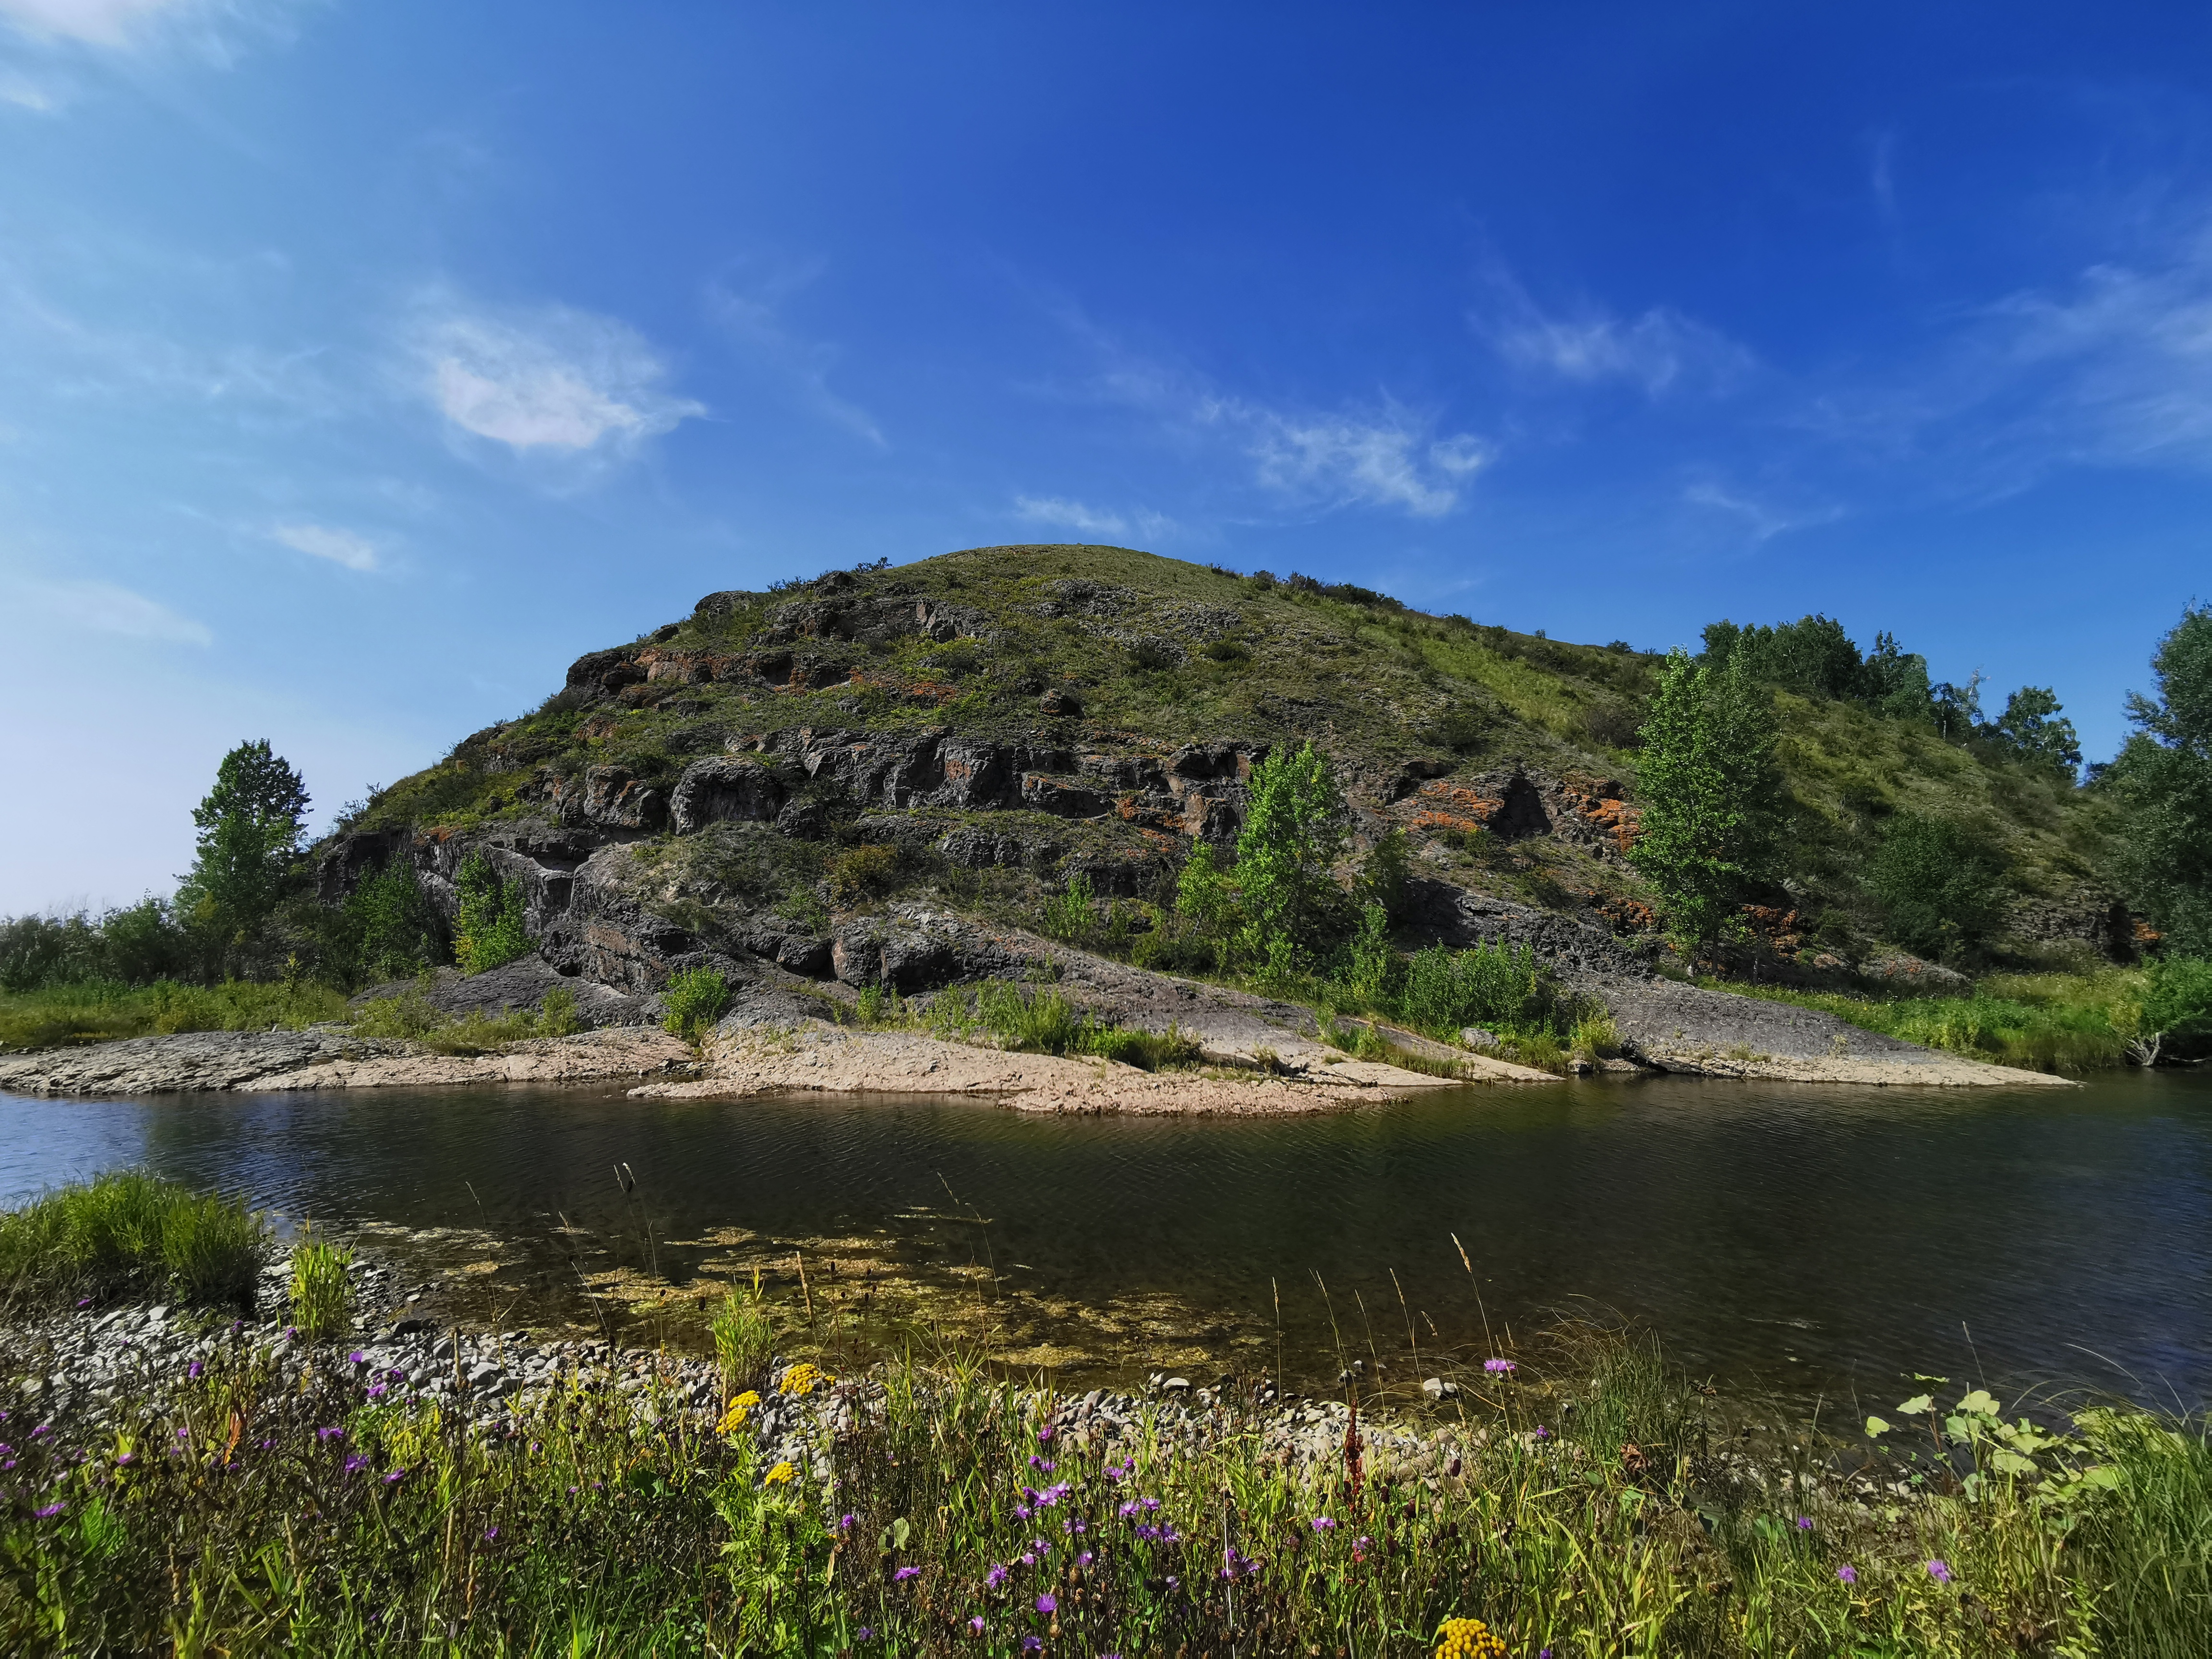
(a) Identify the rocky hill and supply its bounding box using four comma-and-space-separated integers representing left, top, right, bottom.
317, 544, 2123, 1058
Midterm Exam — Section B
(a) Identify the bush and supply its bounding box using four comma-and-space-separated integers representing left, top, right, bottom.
1400, 941, 1551, 1036
339, 860, 444, 984
453, 850, 531, 974
827, 844, 901, 906
710, 1278, 781, 1398
1040, 871, 1099, 944
1868, 812, 2007, 960
2142, 956, 2212, 1058
0, 1172, 265, 1313
350, 984, 585, 1052
662, 967, 732, 1040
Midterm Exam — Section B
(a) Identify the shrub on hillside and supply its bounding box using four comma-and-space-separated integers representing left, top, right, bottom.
453, 850, 531, 974
1867, 812, 2007, 961
2141, 956, 2212, 1058
662, 967, 732, 1041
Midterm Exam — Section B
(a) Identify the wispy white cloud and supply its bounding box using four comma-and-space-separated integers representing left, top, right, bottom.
11, 575, 212, 643
1214, 397, 1491, 518
707, 261, 883, 445
0, 0, 306, 63
1798, 223, 2212, 493
1476, 269, 1755, 397
410, 295, 704, 463
1683, 481, 1842, 544
0, 0, 187, 47
269, 519, 377, 571
1012, 495, 1176, 542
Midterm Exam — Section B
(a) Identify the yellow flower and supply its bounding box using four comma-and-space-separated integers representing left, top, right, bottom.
780, 1363, 832, 1397
716, 1391, 760, 1436
1434, 1617, 1509, 1659
764, 1460, 797, 1486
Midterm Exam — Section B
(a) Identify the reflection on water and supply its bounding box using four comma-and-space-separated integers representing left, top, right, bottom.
2, 1070, 2207, 1404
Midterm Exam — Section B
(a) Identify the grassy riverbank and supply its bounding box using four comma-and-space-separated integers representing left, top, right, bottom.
0, 1171, 264, 1315
0, 978, 349, 1053
1708, 969, 2149, 1073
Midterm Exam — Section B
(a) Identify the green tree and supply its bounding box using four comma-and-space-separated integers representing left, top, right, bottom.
1987, 686, 2083, 778
1628, 650, 1783, 955
453, 850, 532, 974
339, 861, 445, 984
1230, 741, 1351, 975
176, 740, 311, 975
2107, 602, 2212, 954
1867, 812, 2007, 960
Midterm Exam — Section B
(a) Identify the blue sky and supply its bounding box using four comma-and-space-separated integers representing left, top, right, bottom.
4, 2, 2211, 910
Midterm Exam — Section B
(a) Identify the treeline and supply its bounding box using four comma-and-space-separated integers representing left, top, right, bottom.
1701, 614, 2083, 775
0, 740, 481, 998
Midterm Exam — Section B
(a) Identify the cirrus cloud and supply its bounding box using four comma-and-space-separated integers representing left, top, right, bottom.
269, 519, 377, 571
11, 575, 211, 643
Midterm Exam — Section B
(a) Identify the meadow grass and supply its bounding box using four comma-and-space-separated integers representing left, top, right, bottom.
1, 1316, 2203, 1654
349, 983, 581, 1053
1714, 969, 2142, 1072
0, 978, 349, 1052
0, 1171, 265, 1313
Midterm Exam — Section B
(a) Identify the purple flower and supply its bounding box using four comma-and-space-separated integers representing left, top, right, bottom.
31, 1425, 51, 1439
894, 1566, 921, 1582
1035, 1593, 1057, 1614
1038, 1424, 1054, 1442
344, 1455, 368, 1475
483, 1526, 499, 1542
1077, 1550, 1094, 1567
1022, 1641, 1043, 1656
857, 1629, 873, 1642
1837, 1564, 1857, 1584
1484, 1358, 1517, 1374
285, 1326, 300, 1341
349, 1351, 365, 1365
840, 1512, 857, 1532
968, 1616, 986, 1635
115, 1452, 134, 1467
1927, 1559, 1954, 1584
1014, 1503, 1031, 1520
385, 1368, 404, 1383
366, 1384, 388, 1401
316, 1427, 345, 1443
34, 1502, 64, 1519
1022, 1550, 1038, 1565
383, 1467, 407, 1485
1533, 1425, 1551, 1440
75, 1297, 91, 1308
1796, 1516, 1813, 1530
986, 1563, 1009, 1588
1311, 1515, 1336, 1531
1118, 1500, 1139, 1518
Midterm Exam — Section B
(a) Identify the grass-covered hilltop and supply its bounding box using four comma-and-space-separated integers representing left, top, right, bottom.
4, 543, 2209, 1080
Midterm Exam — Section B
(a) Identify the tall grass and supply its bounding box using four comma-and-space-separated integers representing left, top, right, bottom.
351, 983, 582, 1052
0, 977, 349, 1052
1720, 969, 2142, 1071
288, 1228, 354, 1339
710, 1275, 781, 1400
0, 1171, 265, 1312
921, 978, 1202, 1071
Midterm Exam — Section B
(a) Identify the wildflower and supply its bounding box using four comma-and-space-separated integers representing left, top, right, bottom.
1796, 1516, 1813, 1530
1118, 1500, 1140, 1518
1029, 1454, 1056, 1471
31, 1426, 51, 1439
384, 1468, 406, 1485
75, 1297, 91, 1308
1036, 1593, 1057, 1614
366, 1382, 388, 1400
764, 1461, 797, 1486
857, 1629, 874, 1642
34, 1502, 64, 1519
1038, 1424, 1054, 1443
969, 1616, 986, 1635
483, 1526, 499, 1542
1078, 1550, 1094, 1567
1311, 1515, 1336, 1531
1483, 1358, 1516, 1375
316, 1427, 345, 1443
1432, 1617, 1508, 1659
717, 1392, 761, 1436
779, 1363, 832, 1397
1837, 1564, 1857, 1584
894, 1566, 921, 1582
1015, 1503, 1032, 1520
986, 1563, 1009, 1588
840, 1512, 858, 1532
1022, 1640, 1043, 1656
1927, 1559, 1954, 1584
1533, 1425, 1551, 1440
285, 1326, 300, 1341
1022, 1550, 1038, 1565
187, 1359, 204, 1380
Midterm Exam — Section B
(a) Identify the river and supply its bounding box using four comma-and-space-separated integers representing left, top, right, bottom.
4, 1070, 2206, 1411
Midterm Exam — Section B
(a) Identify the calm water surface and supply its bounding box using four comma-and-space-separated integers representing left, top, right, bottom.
3, 1070, 2206, 1406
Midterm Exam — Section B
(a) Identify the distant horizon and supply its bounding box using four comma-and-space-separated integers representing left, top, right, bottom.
4, 2, 2208, 910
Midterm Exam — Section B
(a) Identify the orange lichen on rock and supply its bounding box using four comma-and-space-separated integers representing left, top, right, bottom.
1409, 779, 1504, 836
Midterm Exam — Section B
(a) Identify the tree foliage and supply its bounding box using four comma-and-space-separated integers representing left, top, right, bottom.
452, 850, 532, 975
1985, 686, 2083, 778
2107, 602, 2212, 955
1867, 812, 2008, 961
1701, 615, 1931, 718
175, 740, 311, 974
1628, 650, 1784, 952
1230, 741, 1351, 976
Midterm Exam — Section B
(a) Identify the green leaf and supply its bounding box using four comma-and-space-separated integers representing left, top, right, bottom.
1863, 1416, 1890, 1438
1895, 1394, 1934, 1416
1991, 1449, 2038, 1477
1955, 1388, 2000, 1417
